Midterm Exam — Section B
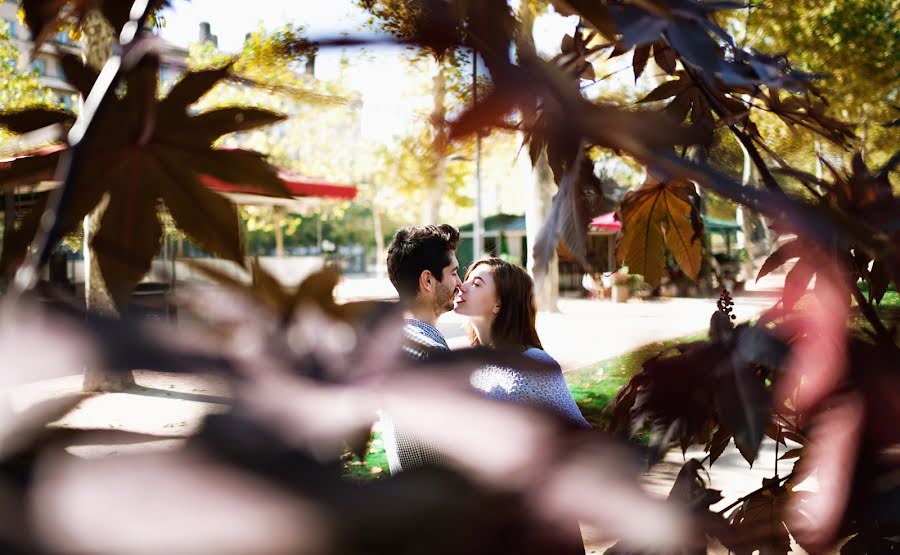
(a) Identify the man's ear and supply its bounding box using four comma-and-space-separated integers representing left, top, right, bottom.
419, 270, 434, 293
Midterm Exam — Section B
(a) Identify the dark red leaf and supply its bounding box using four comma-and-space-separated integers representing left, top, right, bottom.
632, 44, 651, 81
638, 77, 691, 103
757, 239, 803, 282
715, 359, 771, 466
783, 258, 817, 310
652, 41, 677, 74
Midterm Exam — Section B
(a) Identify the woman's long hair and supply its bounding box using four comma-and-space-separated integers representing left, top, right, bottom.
464, 258, 543, 350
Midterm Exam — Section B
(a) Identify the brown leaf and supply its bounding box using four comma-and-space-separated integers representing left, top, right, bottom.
183, 148, 288, 198
0, 194, 49, 277
0, 107, 73, 134
616, 178, 701, 286
59, 53, 98, 97
163, 108, 286, 148
90, 161, 164, 310
637, 74, 691, 103
153, 146, 244, 265
0, 149, 61, 188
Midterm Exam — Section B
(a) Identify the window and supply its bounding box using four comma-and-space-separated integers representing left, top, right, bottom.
32, 58, 46, 76
2, 18, 16, 38
54, 31, 68, 44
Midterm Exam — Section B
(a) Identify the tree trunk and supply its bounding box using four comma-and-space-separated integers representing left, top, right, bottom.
736, 139, 772, 282
425, 61, 448, 224
81, 10, 135, 392
528, 148, 559, 311
518, 1, 558, 311
371, 180, 386, 277
273, 207, 285, 258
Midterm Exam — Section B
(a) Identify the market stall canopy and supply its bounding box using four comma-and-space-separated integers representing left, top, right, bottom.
588, 212, 621, 232
0, 145, 357, 205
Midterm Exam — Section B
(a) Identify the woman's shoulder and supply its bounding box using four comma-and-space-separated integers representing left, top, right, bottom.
522, 347, 560, 367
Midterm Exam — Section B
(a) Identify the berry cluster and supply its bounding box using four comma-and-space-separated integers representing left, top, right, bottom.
717, 289, 737, 321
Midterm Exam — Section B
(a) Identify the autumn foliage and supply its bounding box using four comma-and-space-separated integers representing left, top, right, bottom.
0, 0, 897, 554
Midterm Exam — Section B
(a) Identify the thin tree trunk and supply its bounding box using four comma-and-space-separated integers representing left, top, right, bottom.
371, 180, 386, 277
81, 9, 134, 392
425, 60, 448, 224
518, 1, 558, 311
529, 148, 559, 311
273, 207, 285, 258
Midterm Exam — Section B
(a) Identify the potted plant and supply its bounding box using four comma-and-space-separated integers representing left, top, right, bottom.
611, 270, 632, 303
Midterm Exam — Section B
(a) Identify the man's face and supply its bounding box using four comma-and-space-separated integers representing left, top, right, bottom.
434, 251, 462, 314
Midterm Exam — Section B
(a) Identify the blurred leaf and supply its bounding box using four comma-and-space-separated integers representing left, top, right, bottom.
782, 258, 816, 310
716, 359, 771, 466
21, 0, 172, 52
0, 150, 60, 188
757, 238, 802, 282
0, 107, 73, 134
0, 194, 49, 277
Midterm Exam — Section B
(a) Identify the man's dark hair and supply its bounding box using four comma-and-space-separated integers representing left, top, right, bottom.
387, 224, 460, 302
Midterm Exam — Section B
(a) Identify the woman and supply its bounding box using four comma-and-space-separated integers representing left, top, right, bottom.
454, 257, 590, 429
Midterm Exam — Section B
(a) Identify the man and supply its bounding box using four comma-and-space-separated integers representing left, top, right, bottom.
382, 224, 461, 474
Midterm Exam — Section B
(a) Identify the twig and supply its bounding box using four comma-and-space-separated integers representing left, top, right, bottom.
717, 474, 790, 516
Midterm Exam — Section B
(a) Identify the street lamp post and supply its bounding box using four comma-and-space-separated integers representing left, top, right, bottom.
472, 49, 483, 261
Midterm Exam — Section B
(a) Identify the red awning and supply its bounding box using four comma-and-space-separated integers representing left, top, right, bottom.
2, 145, 357, 201
200, 170, 356, 200
589, 212, 621, 232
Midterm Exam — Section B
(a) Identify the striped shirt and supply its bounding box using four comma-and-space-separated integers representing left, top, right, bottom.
382, 319, 449, 475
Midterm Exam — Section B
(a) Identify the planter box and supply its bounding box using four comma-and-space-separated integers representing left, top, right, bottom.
612, 284, 630, 303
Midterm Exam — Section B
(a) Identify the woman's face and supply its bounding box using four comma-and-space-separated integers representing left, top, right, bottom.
453, 264, 500, 319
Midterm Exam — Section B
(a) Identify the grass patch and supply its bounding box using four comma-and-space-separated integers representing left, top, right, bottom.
342, 431, 389, 482
566, 333, 706, 429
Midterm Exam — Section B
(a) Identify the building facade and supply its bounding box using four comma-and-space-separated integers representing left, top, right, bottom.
0, 0, 81, 108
